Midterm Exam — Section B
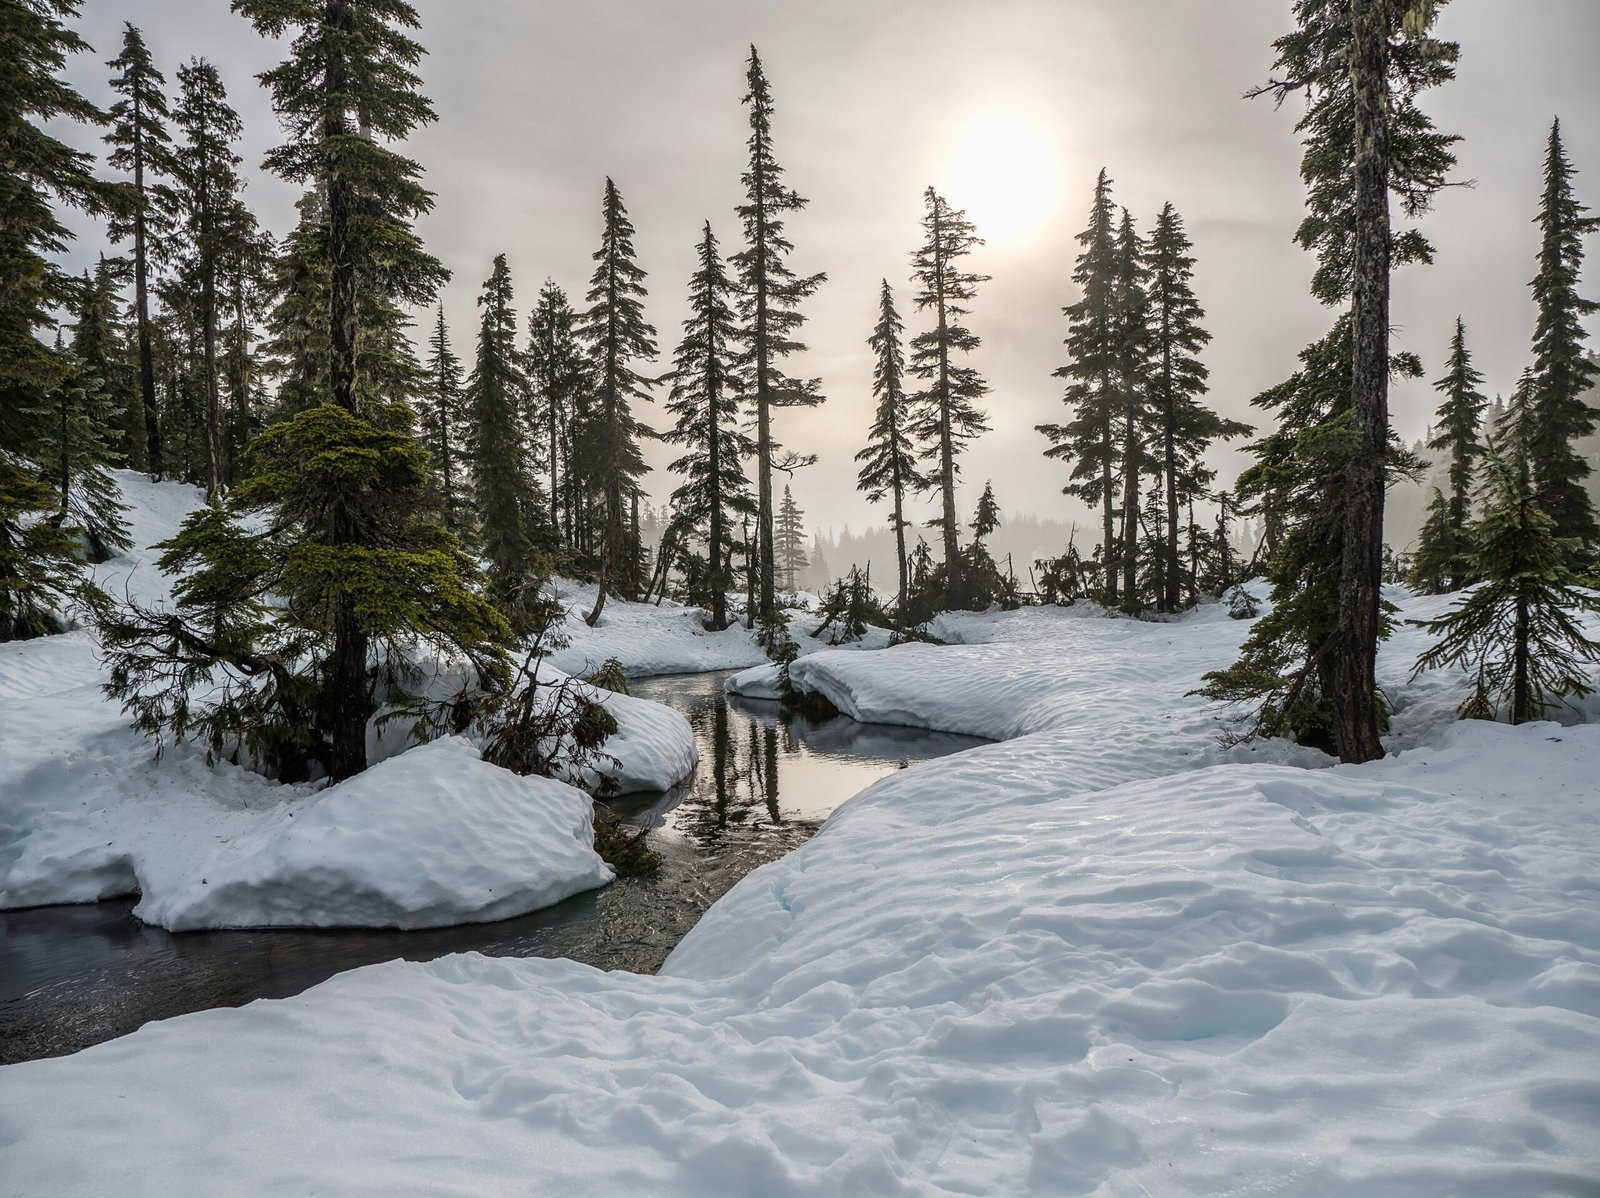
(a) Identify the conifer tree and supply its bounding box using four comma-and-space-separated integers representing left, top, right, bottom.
1039, 169, 1120, 605
465, 255, 548, 623
256, 190, 329, 418
1145, 202, 1249, 611
775, 486, 809, 592
419, 306, 465, 534
733, 47, 826, 634
664, 223, 752, 630
1111, 208, 1155, 612
527, 280, 585, 546
908, 186, 991, 607
105, 21, 175, 479
74, 257, 145, 473
1526, 118, 1600, 551
1415, 316, 1486, 590
172, 58, 249, 503
855, 279, 926, 616
1412, 439, 1600, 723
576, 177, 656, 623
35, 337, 130, 562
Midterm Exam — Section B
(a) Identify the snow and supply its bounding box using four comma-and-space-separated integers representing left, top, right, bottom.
4, 577, 1598, 1193
0, 472, 694, 928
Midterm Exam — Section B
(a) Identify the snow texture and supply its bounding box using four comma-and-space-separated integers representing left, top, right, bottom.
0, 472, 691, 928
3, 569, 1598, 1193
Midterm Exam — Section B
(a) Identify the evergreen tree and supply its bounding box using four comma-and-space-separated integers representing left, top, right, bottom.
576, 177, 656, 622
256, 189, 329, 418
664, 223, 752, 631
34, 336, 130, 562
907, 186, 990, 608
733, 47, 826, 634
1145, 202, 1249, 611
1039, 169, 1120, 605
419, 305, 465, 534
971, 479, 1001, 543
1412, 440, 1600, 723
0, 0, 116, 641
1416, 316, 1486, 590
74, 257, 145, 473
775, 485, 808, 591
172, 57, 249, 502
465, 255, 547, 624
105, 21, 175, 480
527, 279, 585, 548
1111, 207, 1155, 612
1526, 118, 1600, 551
855, 279, 926, 617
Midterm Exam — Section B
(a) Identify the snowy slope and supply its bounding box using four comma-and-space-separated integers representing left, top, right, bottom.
2, 583, 1597, 1193
0, 472, 694, 928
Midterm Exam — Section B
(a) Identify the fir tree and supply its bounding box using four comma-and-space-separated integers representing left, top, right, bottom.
971, 479, 1001, 543
855, 279, 926, 618
172, 57, 249, 502
1526, 118, 1600, 551
1145, 202, 1249, 611
1039, 169, 1120, 605
105, 21, 175, 479
527, 280, 585, 548
907, 186, 990, 608
1412, 440, 1600, 723
664, 223, 752, 631
1416, 316, 1486, 590
74, 257, 145, 473
733, 47, 826, 634
465, 255, 547, 624
34, 337, 131, 562
256, 190, 329, 418
576, 177, 656, 622
419, 305, 466, 534
1111, 207, 1155, 612
775, 485, 808, 591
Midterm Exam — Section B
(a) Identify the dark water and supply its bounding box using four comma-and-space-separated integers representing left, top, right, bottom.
0, 670, 984, 1065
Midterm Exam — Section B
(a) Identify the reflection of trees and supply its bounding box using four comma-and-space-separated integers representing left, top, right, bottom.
675, 691, 790, 844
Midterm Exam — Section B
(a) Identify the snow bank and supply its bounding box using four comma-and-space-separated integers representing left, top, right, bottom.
4, 585, 1598, 1193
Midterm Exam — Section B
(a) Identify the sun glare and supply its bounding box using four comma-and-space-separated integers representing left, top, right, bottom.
943, 110, 1063, 247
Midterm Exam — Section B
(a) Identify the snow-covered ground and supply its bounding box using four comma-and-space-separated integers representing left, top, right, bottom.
4, 569, 1597, 1193
0, 472, 694, 929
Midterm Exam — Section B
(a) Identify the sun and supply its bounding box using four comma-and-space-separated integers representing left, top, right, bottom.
942, 110, 1063, 247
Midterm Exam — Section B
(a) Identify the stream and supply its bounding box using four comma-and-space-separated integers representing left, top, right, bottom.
0, 668, 984, 1065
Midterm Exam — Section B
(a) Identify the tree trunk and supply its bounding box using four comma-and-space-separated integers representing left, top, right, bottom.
752, 131, 777, 635
1511, 590, 1530, 724
1334, 0, 1391, 765
1120, 407, 1139, 613
892, 479, 908, 625
132, 86, 163, 480
932, 203, 961, 606
585, 553, 608, 627
200, 186, 222, 504
325, 0, 358, 415
1162, 336, 1180, 612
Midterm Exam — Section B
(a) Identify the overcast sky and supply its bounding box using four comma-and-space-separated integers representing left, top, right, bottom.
55, 0, 1600, 535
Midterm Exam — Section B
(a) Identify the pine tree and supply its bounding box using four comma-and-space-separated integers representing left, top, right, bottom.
256, 190, 329, 418
1416, 316, 1486, 590
775, 486, 809, 592
1146, 202, 1249, 611
105, 22, 175, 480
527, 280, 585, 548
172, 57, 250, 503
1039, 169, 1120, 605
907, 186, 990, 608
733, 47, 826, 634
34, 336, 131, 563
971, 480, 1001, 543
74, 257, 145, 473
419, 306, 466, 534
1111, 207, 1155, 612
576, 177, 656, 622
0, 0, 116, 641
855, 279, 926, 618
1526, 118, 1600, 551
465, 255, 547, 623
664, 223, 752, 631
1412, 439, 1600, 723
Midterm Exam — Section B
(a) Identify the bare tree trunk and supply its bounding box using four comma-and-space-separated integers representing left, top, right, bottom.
585, 554, 608, 627
1334, 0, 1391, 764
132, 85, 163, 480
1120, 408, 1139, 613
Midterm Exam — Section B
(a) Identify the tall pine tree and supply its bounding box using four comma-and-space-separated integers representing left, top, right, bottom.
1111, 207, 1155, 612
419, 305, 465, 534
775, 485, 808, 592
908, 186, 990, 608
527, 279, 585, 549
1414, 316, 1486, 591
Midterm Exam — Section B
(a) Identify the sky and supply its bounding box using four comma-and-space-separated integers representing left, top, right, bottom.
54, 0, 1600, 538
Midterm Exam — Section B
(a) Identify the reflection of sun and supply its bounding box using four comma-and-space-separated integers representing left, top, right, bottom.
943, 110, 1063, 246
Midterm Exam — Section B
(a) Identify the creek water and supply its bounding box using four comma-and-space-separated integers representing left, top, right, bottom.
0, 668, 984, 1064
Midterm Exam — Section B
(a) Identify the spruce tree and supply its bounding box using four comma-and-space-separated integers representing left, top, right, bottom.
34, 336, 130, 563
105, 21, 175, 480
419, 305, 465, 534
256, 190, 329, 418
1526, 118, 1600, 551
664, 223, 752, 631
1111, 208, 1155, 612
576, 177, 656, 623
1039, 169, 1120, 605
465, 255, 548, 623
527, 280, 585, 548
907, 186, 990, 608
172, 58, 249, 503
1146, 202, 1249, 611
855, 279, 926, 618
1416, 316, 1486, 590
1412, 439, 1600, 724
775, 486, 809, 592
733, 47, 826, 634
74, 257, 145, 473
